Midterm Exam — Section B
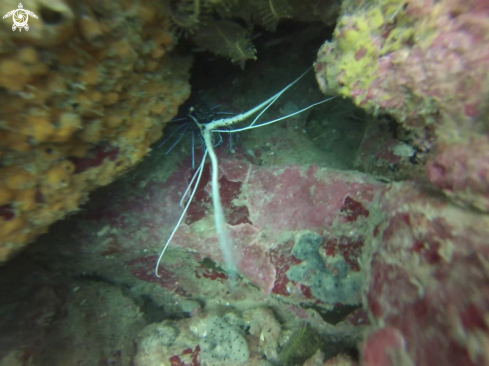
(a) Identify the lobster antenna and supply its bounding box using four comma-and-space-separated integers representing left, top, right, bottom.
155, 149, 208, 277
215, 97, 336, 133
204, 67, 313, 131
179, 154, 204, 207
202, 129, 239, 281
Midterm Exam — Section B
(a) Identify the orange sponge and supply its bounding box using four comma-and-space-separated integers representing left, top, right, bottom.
45, 161, 75, 189
0, 0, 192, 263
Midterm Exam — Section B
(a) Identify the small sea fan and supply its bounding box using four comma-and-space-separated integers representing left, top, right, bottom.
192, 20, 257, 68
169, 0, 203, 37
257, 0, 292, 32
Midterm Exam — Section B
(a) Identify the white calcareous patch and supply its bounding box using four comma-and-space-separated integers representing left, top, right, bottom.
393, 142, 416, 157
199, 315, 250, 365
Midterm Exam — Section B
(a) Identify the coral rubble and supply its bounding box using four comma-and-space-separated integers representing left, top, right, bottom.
0, 0, 192, 261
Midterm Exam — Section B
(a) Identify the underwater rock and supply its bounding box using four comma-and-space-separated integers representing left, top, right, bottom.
57, 154, 383, 306
63, 156, 489, 365
134, 307, 294, 365
426, 135, 489, 212
287, 232, 363, 305
315, 0, 489, 197
315, 0, 489, 140
354, 114, 429, 181
136, 312, 251, 366
243, 307, 282, 362
196, 315, 250, 365
0, 256, 146, 365
317, 4, 489, 361
362, 181, 489, 366
135, 318, 200, 366
17, 154, 372, 363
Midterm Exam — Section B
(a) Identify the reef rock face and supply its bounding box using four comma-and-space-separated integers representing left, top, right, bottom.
363, 182, 489, 366
315, 0, 489, 206
426, 135, 489, 212
17, 142, 489, 365
28, 135, 489, 365
0, 0, 192, 262
315, 0, 489, 139
315, 1, 489, 366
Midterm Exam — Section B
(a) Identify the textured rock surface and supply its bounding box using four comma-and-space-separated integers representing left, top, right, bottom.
315, 0, 489, 139
12, 154, 489, 365
315, 0, 489, 202
314, 1, 489, 365
1, 148, 372, 364
43, 151, 383, 305
353, 114, 430, 181
362, 181, 489, 366
426, 135, 489, 212
0, 257, 145, 365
